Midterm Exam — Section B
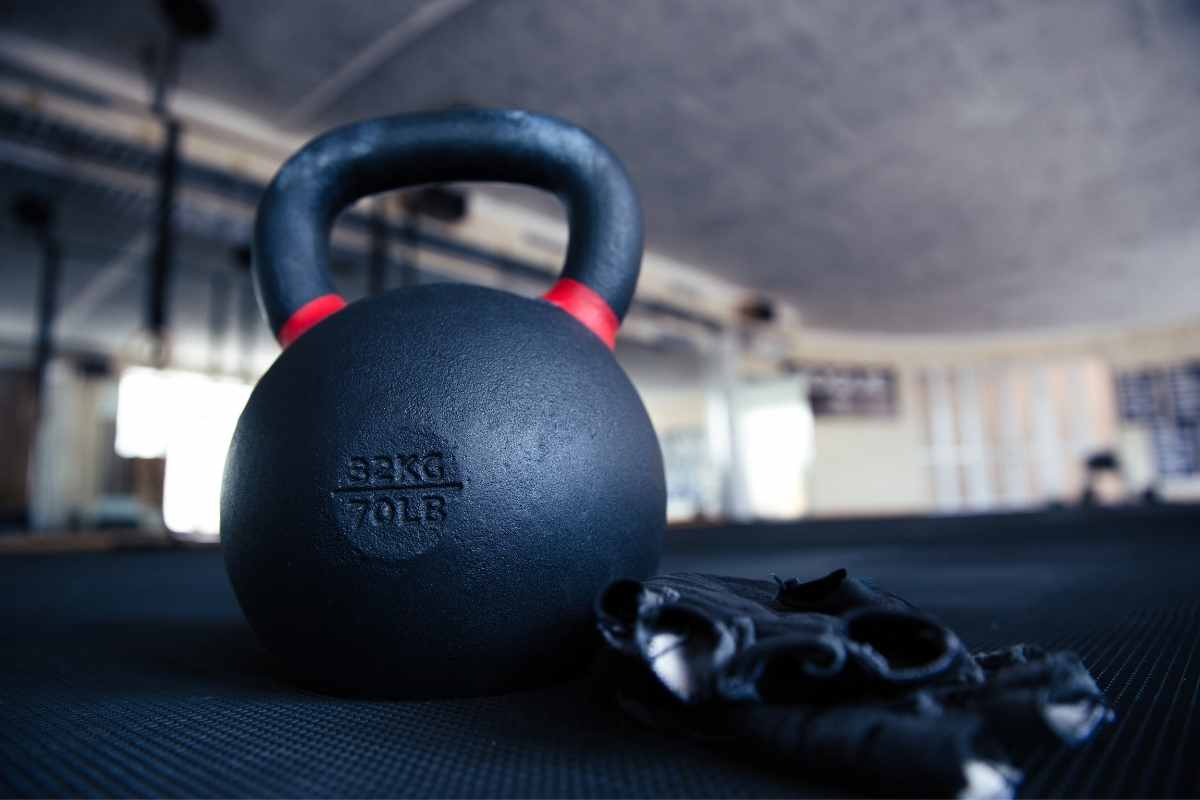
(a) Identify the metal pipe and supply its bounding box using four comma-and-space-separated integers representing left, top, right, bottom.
33, 230, 61, 398
206, 269, 231, 373
400, 210, 419, 289
10, 194, 60, 408
146, 117, 180, 366
367, 201, 388, 296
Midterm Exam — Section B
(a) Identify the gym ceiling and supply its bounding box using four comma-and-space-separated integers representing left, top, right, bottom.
3, 0, 1200, 342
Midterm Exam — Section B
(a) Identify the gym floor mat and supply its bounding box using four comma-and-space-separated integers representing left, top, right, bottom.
2, 506, 1197, 798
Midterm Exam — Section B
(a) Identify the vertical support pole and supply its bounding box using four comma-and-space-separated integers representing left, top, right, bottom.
958, 366, 993, 509
706, 329, 751, 521
238, 271, 259, 381
400, 208, 419, 289
33, 231, 61, 409
147, 117, 181, 367
11, 194, 59, 414
367, 200, 389, 296
999, 366, 1029, 506
926, 366, 960, 512
1032, 364, 1065, 501
206, 270, 231, 374
1066, 360, 1094, 494
228, 245, 258, 381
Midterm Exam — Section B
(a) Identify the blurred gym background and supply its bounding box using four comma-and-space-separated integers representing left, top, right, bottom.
3, 0, 1200, 544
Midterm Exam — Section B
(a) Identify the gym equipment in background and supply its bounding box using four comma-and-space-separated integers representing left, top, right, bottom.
221, 110, 666, 698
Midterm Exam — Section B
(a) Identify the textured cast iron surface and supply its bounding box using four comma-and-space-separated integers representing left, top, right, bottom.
222, 283, 664, 698
2, 506, 1199, 798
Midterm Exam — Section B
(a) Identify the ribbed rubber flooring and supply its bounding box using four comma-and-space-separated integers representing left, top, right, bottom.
1018, 601, 1200, 798
1, 506, 1198, 798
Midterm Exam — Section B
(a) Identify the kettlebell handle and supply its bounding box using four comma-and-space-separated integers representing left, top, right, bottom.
254, 110, 643, 349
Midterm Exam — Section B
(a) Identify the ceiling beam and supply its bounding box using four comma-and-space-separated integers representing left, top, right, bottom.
281, 0, 480, 127
0, 32, 301, 159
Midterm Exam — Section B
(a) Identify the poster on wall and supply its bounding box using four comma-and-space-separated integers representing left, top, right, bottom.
1168, 363, 1200, 421
1116, 361, 1200, 477
1151, 422, 1199, 477
1116, 370, 1164, 422
787, 363, 898, 418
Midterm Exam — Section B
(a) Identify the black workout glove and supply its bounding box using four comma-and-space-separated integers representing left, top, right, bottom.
594, 570, 1111, 799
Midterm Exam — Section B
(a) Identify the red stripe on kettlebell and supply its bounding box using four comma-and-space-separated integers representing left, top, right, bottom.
542, 278, 619, 349
278, 293, 347, 348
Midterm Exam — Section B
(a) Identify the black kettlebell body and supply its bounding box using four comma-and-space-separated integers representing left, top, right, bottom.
221, 111, 665, 698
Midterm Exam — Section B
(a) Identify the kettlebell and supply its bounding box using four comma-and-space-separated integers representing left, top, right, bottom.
221, 110, 665, 699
